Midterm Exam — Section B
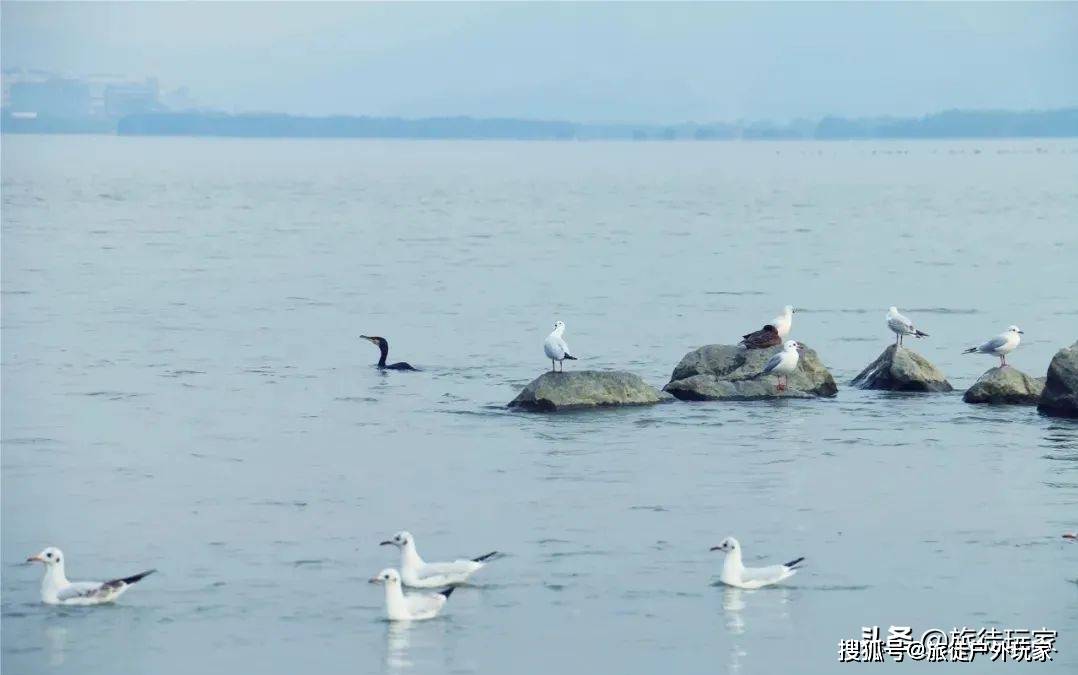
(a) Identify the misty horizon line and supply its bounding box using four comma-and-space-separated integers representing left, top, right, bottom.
6, 106, 1078, 141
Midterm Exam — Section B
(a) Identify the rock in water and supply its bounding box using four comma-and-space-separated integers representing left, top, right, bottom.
663, 343, 837, 401
851, 345, 953, 392
508, 370, 666, 412
963, 367, 1045, 405
1038, 341, 1078, 418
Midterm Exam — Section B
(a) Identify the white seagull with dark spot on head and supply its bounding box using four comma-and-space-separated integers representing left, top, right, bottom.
26, 547, 155, 605
771, 305, 794, 340
369, 568, 454, 621
710, 537, 804, 589
887, 306, 929, 346
543, 321, 577, 372
962, 325, 1023, 367
380, 531, 498, 588
761, 340, 801, 392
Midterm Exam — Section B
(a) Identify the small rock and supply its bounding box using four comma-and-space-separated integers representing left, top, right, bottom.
508, 370, 666, 412
664, 343, 837, 401
851, 344, 953, 392
963, 366, 1045, 405
1038, 341, 1078, 418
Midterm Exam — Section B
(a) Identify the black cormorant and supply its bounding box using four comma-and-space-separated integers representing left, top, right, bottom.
361, 336, 418, 371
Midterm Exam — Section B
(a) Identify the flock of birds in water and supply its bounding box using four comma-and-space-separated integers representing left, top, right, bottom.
24, 532, 807, 620
24, 305, 1050, 620
365, 304, 1025, 384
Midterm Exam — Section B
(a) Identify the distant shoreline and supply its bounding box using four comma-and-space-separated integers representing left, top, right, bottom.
3, 108, 1077, 141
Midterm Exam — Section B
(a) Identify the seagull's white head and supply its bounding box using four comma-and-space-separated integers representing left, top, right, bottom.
783, 305, 794, 315
709, 537, 740, 554
380, 531, 414, 549
784, 340, 801, 351
369, 568, 402, 586
27, 546, 64, 569
1007, 325, 1023, 335
888, 306, 899, 315
553, 320, 565, 331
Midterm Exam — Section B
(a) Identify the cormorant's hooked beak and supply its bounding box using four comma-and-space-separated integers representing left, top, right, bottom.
360, 335, 375, 343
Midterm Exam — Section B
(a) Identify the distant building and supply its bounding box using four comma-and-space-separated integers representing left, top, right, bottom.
8, 78, 91, 117
103, 78, 161, 117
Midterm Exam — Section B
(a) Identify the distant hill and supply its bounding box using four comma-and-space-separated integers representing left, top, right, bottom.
4, 108, 1077, 140
816, 108, 1078, 139
116, 113, 579, 140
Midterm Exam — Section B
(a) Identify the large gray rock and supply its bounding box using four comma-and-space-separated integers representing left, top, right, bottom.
851, 345, 953, 392
663, 343, 837, 401
963, 367, 1045, 405
508, 370, 666, 412
1038, 342, 1078, 418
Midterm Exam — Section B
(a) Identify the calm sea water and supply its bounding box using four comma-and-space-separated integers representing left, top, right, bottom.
2, 135, 1077, 674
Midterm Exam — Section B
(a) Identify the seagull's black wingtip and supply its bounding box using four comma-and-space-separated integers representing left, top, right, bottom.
439, 586, 456, 600
472, 551, 498, 563
120, 569, 157, 585
784, 557, 805, 569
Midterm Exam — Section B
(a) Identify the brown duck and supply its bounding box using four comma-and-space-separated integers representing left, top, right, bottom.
740, 324, 782, 349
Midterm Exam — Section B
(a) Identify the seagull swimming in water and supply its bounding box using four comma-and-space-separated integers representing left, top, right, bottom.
380, 531, 498, 588
887, 307, 929, 346
360, 336, 418, 371
710, 537, 804, 589
543, 321, 577, 373
962, 325, 1023, 367
771, 306, 794, 340
761, 340, 801, 392
369, 568, 454, 621
26, 547, 155, 605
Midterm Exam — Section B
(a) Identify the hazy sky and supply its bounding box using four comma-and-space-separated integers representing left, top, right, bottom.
3, 2, 1077, 123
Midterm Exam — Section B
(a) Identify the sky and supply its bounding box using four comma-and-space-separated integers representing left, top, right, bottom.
3, 2, 1077, 123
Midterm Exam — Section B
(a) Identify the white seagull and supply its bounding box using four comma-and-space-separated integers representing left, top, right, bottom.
710, 537, 804, 589
26, 547, 155, 605
380, 531, 497, 588
543, 320, 578, 373
369, 568, 454, 621
962, 325, 1023, 367
771, 305, 794, 340
886, 306, 929, 346
761, 340, 801, 392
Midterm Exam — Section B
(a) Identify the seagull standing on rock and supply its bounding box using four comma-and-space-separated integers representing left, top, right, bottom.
26, 547, 155, 605
369, 568, 454, 621
761, 340, 801, 392
380, 531, 498, 588
543, 320, 577, 373
710, 537, 804, 589
887, 307, 928, 346
962, 325, 1023, 367
771, 305, 794, 340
